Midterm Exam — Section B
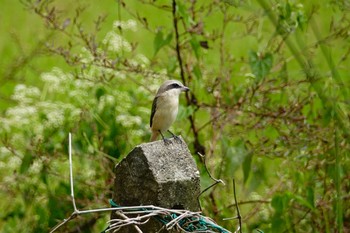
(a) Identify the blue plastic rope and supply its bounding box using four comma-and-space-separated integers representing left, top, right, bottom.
109, 199, 119, 207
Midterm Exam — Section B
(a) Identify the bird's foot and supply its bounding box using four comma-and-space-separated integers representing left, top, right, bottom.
173, 135, 182, 144
167, 130, 182, 144
163, 138, 172, 145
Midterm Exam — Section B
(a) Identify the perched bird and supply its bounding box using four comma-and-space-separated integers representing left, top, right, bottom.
150, 80, 189, 143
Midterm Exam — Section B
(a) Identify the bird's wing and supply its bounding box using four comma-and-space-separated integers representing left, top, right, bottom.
150, 97, 158, 127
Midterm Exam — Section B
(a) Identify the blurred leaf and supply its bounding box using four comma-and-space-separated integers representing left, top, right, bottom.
271, 192, 291, 214
48, 194, 65, 226
167, 56, 178, 74
285, 2, 291, 19
221, 0, 241, 7
271, 192, 291, 232
40, 164, 49, 185
177, 2, 192, 26
242, 152, 252, 184
33, 205, 48, 231
20, 152, 33, 174
264, 125, 279, 141
294, 194, 314, 210
193, 64, 202, 80
221, 137, 249, 177
322, 105, 334, 126
249, 51, 273, 81
306, 186, 315, 209
247, 159, 266, 191
190, 36, 201, 59
271, 215, 285, 232
271, 194, 284, 214
280, 61, 288, 81
153, 30, 173, 56
95, 87, 105, 100
177, 105, 195, 120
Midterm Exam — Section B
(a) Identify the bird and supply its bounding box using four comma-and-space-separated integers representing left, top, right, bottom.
150, 80, 189, 143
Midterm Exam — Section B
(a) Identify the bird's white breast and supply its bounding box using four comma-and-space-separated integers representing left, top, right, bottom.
152, 90, 181, 132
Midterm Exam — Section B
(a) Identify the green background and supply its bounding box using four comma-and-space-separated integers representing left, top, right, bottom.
0, 0, 349, 232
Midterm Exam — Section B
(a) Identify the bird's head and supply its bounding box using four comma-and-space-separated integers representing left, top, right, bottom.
156, 80, 190, 97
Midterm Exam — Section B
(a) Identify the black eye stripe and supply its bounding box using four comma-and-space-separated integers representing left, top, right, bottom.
171, 83, 181, 88
165, 83, 181, 91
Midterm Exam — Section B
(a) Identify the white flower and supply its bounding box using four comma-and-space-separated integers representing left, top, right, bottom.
136, 54, 150, 65
8, 156, 22, 169
28, 160, 42, 174
12, 84, 41, 104
79, 47, 94, 64
116, 115, 143, 127
44, 109, 65, 128
103, 31, 132, 52
113, 20, 137, 31
6, 106, 37, 125
114, 71, 126, 79
131, 129, 145, 137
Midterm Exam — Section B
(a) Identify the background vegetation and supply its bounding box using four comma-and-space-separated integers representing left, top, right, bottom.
1, 0, 349, 232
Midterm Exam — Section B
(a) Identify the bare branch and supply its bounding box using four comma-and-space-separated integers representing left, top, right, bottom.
197, 152, 225, 199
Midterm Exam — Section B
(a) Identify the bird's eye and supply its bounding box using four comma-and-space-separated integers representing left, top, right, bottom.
170, 83, 181, 89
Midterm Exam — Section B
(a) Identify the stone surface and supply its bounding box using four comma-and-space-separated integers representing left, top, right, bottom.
110, 136, 201, 232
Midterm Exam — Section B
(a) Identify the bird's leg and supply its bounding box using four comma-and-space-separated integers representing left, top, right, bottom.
167, 130, 182, 144
159, 130, 172, 145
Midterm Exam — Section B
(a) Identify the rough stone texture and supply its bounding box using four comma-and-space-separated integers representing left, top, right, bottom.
111, 136, 201, 232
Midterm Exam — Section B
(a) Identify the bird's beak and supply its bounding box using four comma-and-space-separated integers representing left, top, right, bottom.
181, 86, 190, 92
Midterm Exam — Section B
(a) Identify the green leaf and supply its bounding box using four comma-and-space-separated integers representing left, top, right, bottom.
95, 87, 105, 100
190, 36, 201, 59
294, 194, 314, 210
264, 125, 279, 141
271, 192, 291, 232
167, 56, 178, 74
153, 30, 173, 56
221, 137, 249, 177
242, 152, 252, 184
20, 152, 33, 174
271, 215, 286, 232
271, 194, 284, 214
306, 186, 315, 209
285, 2, 292, 19
177, 105, 195, 120
193, 64, 202, 80
249, 51, 273, 81
271, 192, 291, 214
176, 2, 192, 26
221, 0, 240, 7
280, 60, 288, 81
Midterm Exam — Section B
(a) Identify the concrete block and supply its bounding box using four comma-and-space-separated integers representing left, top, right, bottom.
111, 137, 201, 232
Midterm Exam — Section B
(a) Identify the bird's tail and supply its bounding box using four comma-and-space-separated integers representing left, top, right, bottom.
150, 131, 160, 142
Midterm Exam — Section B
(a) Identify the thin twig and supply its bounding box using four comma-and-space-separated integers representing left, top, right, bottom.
226, 199, 270, 209
197, 152, 225, 198
171, 0, 186, 86
50, 213, 78, 233
224, 179, 242, 233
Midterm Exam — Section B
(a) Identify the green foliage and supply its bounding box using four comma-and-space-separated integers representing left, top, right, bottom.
1, 0, 350, 232
249, 51, 273, 82
154, 29, 173, 56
